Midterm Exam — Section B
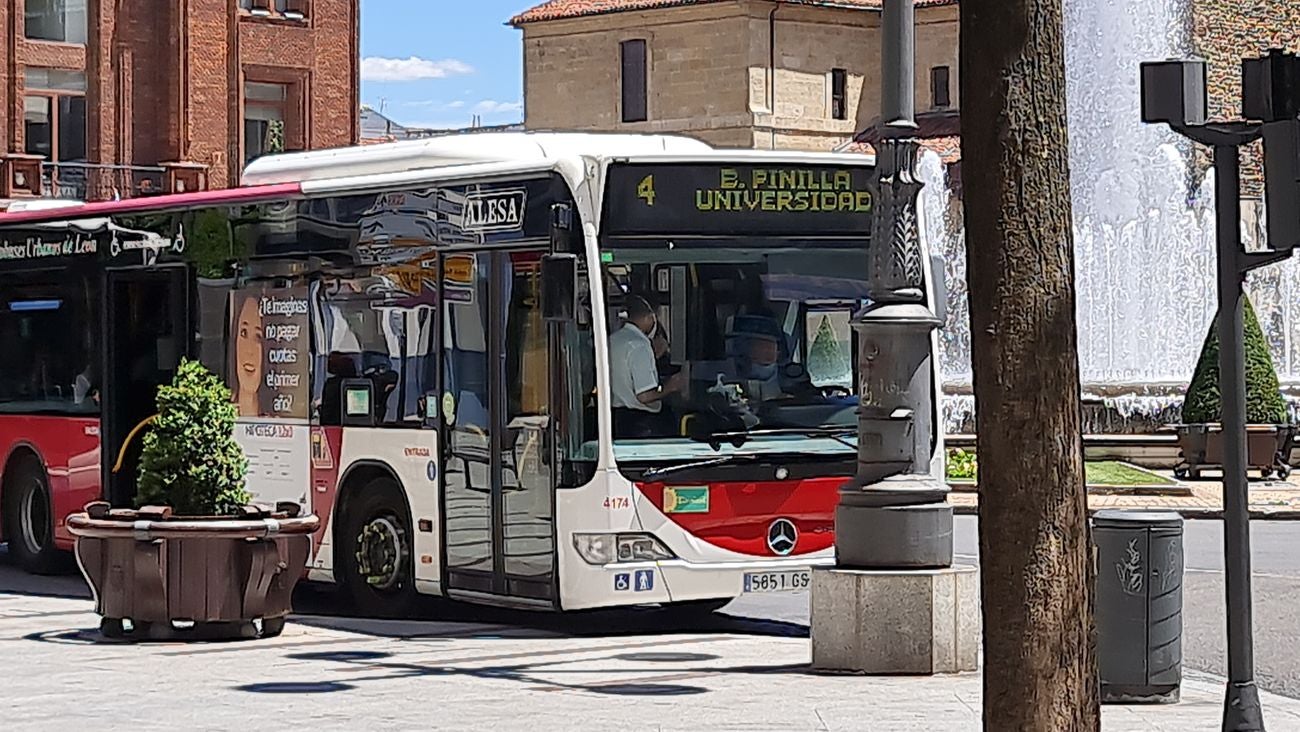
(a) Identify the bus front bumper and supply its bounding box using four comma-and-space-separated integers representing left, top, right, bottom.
561, 553, 836, 611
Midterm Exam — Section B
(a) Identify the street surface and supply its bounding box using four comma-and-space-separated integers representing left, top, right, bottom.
2, 517, 1299, 729
726, 517, 1300, 700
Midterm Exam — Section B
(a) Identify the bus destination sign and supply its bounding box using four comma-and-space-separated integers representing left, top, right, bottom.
602, 163, 875, 237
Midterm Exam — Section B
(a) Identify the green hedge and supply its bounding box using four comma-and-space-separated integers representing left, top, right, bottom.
1181, 297, 1288, 425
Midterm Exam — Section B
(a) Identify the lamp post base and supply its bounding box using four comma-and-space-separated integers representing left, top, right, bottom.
1224, 681, 1264, 731
810, 565, 980, 674
835, 474, 953, 568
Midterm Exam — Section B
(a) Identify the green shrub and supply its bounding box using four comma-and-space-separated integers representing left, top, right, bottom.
135, 359, 250, 515
1181, 297, 1288, 425
946, 448, 978, 480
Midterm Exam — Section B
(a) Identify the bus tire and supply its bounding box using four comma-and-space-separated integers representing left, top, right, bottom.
3, 458, 64, 575
337, 476, 418, 618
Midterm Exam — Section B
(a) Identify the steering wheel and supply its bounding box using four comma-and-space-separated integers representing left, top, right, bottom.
819, 384, 853, 398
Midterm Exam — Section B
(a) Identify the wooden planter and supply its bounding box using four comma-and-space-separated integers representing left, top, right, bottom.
1173, 424, 1295, 480
67, 502, 318, 641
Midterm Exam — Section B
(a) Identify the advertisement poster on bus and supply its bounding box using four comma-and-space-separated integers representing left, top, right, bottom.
229, 285, 312, 508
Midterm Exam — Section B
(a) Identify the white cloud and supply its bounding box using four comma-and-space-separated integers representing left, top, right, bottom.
473, 100, 523, 115
447, 100, 467, 109
361, 56, 473, 83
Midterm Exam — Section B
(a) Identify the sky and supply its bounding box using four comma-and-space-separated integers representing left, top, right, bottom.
360, 0, 537, 130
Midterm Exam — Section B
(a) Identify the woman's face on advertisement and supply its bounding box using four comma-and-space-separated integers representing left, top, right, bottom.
235, 297, 262, 390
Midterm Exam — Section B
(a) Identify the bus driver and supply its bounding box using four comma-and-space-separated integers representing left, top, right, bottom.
608, 295, 684, 439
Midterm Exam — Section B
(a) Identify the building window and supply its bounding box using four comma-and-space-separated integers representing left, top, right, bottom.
620, 39, 647, 123
24, 0, 88, 44
238, 0, 308, 20
831, 68, 848, 120
244, 81, 289, 164
931, 66, 951, 109
24, 69, 87, 162
0, 273, 101, 415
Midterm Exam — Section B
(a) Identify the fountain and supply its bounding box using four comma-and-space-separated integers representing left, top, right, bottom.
927, 0, 1300, 434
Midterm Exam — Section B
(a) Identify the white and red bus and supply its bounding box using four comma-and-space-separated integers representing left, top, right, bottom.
0, 132, 945, 613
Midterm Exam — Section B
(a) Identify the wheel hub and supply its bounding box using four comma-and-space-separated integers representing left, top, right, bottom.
18, 479, 49, 555
355, 516, 405, 591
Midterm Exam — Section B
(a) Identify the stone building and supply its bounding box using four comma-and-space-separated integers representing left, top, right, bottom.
512, 0, 1300, 198
511, 0, 959, 151
1, 0, 359, 203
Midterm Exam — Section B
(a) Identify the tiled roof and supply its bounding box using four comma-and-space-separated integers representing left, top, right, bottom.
510, 0, 957, 25
842, 110, 962, 163
842, 135, 961, 164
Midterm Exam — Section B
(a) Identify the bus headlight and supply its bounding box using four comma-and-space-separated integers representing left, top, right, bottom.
572, 533, 676, 564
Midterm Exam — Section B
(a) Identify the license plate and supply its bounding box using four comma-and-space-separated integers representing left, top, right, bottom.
743, 570, 811, 593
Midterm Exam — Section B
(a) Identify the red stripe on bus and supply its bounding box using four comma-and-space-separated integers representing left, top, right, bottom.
634, 477, 842, 557
0, 183, 304, 225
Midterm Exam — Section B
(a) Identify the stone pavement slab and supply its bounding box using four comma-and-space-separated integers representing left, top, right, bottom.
3, 588, 1300, 731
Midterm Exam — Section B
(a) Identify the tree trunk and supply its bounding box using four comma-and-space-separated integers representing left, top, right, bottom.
959, 1, 1099, 729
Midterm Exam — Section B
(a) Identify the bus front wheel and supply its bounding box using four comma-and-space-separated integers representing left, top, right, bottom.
3, 459, 63, 575
338, 476, 418, 618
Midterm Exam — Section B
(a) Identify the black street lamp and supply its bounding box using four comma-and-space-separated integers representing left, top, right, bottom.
835, 0, 952, 570
1141, 49, 1300, 732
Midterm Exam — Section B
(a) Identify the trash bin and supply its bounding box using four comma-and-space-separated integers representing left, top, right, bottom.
1093, 509, 1183, 704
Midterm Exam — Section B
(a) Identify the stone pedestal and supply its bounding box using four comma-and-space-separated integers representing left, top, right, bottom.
811, 565, 980, 674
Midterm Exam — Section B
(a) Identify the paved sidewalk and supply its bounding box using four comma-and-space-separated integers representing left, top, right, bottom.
949, 471, 1300, 519
3, 588, 1300, 730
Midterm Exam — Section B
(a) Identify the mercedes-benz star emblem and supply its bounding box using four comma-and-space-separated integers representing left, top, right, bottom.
767, 518, 798, 556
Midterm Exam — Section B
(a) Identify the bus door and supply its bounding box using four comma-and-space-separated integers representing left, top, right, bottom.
441, 248, 557, 605
102, 265, 191, 507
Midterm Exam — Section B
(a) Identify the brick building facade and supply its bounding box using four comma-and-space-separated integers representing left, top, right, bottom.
2, 0, 358, 202
1193, 0, 1300, 197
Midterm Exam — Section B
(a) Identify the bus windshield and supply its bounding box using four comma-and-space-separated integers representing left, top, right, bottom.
601, 238, 866, 463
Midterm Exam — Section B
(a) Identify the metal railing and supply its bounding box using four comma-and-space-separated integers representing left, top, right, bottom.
40, 162, 168, 202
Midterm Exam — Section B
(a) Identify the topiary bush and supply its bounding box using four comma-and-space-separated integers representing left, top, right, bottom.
135, 359, 250, 515
1181, 297, 1288, 425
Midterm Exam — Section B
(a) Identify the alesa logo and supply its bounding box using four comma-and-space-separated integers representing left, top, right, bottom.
462, 190, 527, 233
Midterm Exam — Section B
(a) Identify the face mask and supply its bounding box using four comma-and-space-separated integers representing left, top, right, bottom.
746, 362, 777, 380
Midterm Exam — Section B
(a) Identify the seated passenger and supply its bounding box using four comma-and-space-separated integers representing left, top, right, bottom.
730, 333, 787, 402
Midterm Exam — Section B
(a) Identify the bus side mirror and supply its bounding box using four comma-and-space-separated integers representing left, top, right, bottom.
541, 253, 579, 323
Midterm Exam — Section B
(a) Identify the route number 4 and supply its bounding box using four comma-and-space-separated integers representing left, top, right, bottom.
637, 175, 656, 206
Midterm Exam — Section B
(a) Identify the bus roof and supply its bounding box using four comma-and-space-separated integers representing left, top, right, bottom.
240, 131, 715, 186
0, 132, 881, 228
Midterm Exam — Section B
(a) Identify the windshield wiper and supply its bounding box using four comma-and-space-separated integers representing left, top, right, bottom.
737, 427, 859, 451
640, 453, 759, 481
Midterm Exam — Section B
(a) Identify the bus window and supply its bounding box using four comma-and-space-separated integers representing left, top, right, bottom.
601, 241, 868, 462
0, 274, 100, 415
314, 275, 435, 427
557, 261, 597, 484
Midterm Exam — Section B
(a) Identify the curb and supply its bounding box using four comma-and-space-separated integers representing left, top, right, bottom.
951, 503, 1300, 520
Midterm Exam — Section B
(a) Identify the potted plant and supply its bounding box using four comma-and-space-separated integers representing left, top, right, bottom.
67, 360, 318, 640
1174, 297, 1294, 480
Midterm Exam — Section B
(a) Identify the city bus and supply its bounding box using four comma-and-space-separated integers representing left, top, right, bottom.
0, 132, 947, 614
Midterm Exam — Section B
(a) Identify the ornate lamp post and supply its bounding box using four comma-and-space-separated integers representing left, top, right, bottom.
811, 0, 972, 676
836, 0, 951, 572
